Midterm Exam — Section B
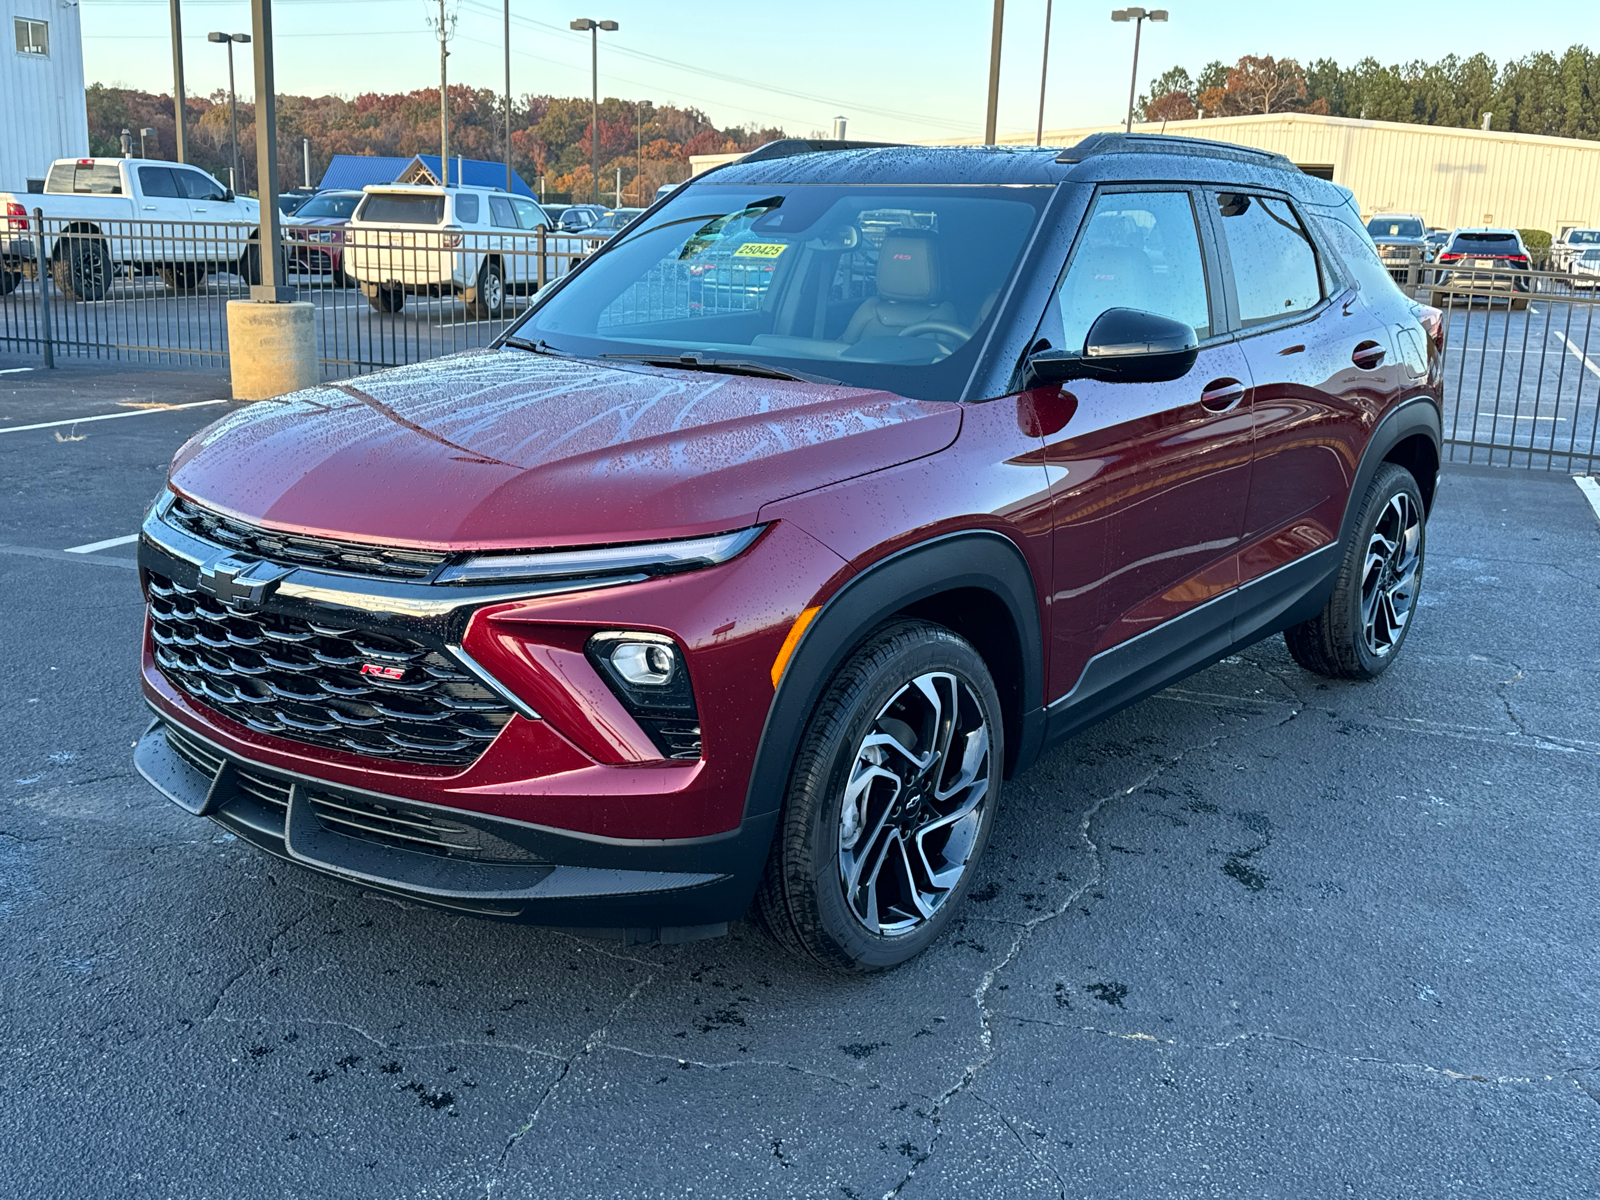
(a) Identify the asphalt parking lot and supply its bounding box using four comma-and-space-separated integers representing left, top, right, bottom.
4, 359, 1600, 1199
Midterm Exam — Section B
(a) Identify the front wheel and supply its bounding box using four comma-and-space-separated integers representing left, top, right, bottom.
0, 271, 19, 296
364, 284, 404, 313
464, 259, 505, 319
755, 620, 1003, 972
159, 263, 207, 294
51, 236, 113, 301
1285, 462, 1426, 680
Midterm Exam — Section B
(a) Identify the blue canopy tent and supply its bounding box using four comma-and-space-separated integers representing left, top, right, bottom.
317, 154, 537, 198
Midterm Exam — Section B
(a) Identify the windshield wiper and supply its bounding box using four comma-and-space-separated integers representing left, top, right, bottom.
502, 336, 570, 357
597, 353, 839, 386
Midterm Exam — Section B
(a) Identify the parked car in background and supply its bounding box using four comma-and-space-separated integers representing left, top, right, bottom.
277, 189, 317, 218
656, 182, 681, 202
1366, 212, 1428, 288
1568, 246, 1600, 289
1423, 229, 1450, 259
539, 203, 569, 228
285, 189, 363, 284
135, 135, 1444, 972
589, 208, 645, 238
0, 157, 260, 299
1431, 228, 1533, 309
343, 184, 559, 316
1550, 226, 1600, 274
557, 204, 607, 233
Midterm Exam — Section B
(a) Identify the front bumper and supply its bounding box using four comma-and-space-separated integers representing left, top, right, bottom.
136, 714, 763, 937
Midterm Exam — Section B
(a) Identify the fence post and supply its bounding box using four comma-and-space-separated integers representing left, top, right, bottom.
537, 225, 547, 290
31, 209, 53, 369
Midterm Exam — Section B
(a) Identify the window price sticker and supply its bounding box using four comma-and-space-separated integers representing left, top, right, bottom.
733, 242, 788, 259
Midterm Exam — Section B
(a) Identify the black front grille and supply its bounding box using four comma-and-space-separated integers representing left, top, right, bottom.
164, 496, 451, 581
147, 573, 513, 766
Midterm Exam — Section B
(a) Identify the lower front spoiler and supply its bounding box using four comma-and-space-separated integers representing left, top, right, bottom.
135, 717, 775, 943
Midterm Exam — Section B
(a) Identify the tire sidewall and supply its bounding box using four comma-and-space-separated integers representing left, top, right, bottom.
1344, 464, 1426, 675
792, 626, 1003, 971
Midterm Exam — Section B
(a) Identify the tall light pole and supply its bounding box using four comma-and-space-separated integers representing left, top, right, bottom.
504, 0, 512, 192
983, 0, 1004, 144
1111, 8, 1167, 134
570, 18, 618, 205
1036, 0, 1054, 144
249, 0, 290, 301
207, 32, 251, 192
169, 0, 187, 162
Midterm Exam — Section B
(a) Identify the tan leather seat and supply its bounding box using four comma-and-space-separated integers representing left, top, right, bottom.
842, 231, 959, 342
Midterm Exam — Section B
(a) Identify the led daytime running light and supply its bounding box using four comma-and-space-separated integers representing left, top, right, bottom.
435, 526, 764, 586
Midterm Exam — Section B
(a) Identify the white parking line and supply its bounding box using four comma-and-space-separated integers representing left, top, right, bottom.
0, 398, 228, 435
0, 367, 34, 375
1575, 476, 1600, 527
1551, 331, 1600, 379
64, 533, 139, 554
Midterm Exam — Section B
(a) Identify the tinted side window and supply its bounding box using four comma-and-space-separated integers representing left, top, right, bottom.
138, 166, 181, 198
1054, 190, 1212, 350
488, 195, 517, 228
176, 169, 225, 201
1217, 193, 1321, 327
453, 193, 480, 224
1314, 212, 1402, 299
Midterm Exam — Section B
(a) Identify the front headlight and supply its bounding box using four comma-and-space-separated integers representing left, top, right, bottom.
434, 526, 764, 586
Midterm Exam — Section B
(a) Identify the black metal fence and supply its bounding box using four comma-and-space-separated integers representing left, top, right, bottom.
3, 213, 1597, 473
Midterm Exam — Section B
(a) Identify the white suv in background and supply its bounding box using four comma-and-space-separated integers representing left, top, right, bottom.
343, 184, 561, 316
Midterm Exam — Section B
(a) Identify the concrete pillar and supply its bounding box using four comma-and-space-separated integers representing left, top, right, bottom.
226, 301, 317, 400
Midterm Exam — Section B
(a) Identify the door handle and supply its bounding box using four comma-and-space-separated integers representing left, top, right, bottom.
1200, 378, 1247, 412
1352, 340, 1386, 369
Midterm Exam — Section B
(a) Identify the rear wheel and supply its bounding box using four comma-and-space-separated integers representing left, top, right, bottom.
465, 259, 505, 319
0, 271, 19, 296
1285, 462, 1426, 680
51, 235, 112, 301
238, 237, 262, 285
1510, 295, 1529, 311
755, 620, 1003, 972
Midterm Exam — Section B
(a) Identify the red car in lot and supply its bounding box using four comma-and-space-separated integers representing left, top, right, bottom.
135, 136, 1444, 970
284, 190, 363, 282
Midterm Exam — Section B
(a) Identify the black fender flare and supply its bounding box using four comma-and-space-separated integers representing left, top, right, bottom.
740, 529, 1047, 826
1337, 396, 1442, 549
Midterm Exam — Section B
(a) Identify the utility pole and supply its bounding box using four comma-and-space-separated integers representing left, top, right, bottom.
249, 0, 290, 300
169, 0, 188, 162
983, 0, 1004, 144
1036, 0, 1054, 145
570, 18, 618, 205
432, 0, 453, 185
504, 0, 512, 192
302, 137, 311, 188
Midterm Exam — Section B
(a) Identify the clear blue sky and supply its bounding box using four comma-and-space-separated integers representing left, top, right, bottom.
79, 0, 1600, 141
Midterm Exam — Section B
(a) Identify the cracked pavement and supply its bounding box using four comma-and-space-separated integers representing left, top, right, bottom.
4, 363, 1600, 1198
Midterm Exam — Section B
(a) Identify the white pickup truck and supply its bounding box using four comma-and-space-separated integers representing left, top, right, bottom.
0, 158, 261, 300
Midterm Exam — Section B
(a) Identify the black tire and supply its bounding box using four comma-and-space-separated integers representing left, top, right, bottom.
364, 284, 404, 314
1510, 295, 1529, 311
158, 263, 207, 294
336, 266, 357, 290
239, 238, 262, 285
465, 258, 505, 319
755, 619, 1004, 972
0, 271, 19, 296
50, 235, 112, 302
1428, 290, 1448, 308
1285, 462, 1426, 680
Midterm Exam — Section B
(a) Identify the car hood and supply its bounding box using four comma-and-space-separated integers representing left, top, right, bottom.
168, 349, 961, 550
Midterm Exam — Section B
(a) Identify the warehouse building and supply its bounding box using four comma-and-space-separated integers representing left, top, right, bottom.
693, 112, 1600, 234
2, 0, 89, 191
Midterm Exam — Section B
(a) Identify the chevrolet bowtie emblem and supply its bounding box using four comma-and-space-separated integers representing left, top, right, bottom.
196, 556, 291, 605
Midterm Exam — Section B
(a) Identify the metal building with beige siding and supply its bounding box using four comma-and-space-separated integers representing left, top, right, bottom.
969, 113, 1600, 235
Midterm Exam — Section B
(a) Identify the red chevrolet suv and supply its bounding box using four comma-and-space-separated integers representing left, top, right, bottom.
135, 136, 1444, 971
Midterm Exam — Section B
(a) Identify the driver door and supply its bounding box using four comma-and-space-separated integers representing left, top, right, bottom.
1038, 187, 1252, 700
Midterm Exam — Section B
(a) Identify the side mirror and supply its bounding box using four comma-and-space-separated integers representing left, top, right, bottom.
222, 189, 235, 202
1026, 307, 1199, 385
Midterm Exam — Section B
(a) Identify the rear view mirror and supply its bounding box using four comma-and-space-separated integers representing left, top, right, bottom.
1026, 308, 1199, 385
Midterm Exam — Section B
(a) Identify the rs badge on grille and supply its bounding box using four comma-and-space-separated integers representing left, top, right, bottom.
360, 663, 407, 681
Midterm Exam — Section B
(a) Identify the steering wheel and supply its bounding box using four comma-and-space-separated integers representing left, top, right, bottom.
897, 320, 970, 352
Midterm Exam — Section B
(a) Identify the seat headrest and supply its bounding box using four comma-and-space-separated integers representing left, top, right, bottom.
876, 231, 942, 303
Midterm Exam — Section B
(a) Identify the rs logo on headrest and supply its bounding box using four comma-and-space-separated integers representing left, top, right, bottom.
892, 253, 913, 260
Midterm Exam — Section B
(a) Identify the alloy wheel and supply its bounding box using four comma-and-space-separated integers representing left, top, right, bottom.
1360, 492, 1423, 658
836, 671, 992, 937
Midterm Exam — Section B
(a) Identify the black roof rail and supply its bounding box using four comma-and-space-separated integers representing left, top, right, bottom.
738, 138, 907, 163
1056, 132, 1296, 172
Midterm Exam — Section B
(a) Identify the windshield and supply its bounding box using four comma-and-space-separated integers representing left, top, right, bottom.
296, 194, 361, 219
357, 193, 445, 225
1367, 217, 1424, 238
510, 183, 1048, 402
1567, 230, 1600, 245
